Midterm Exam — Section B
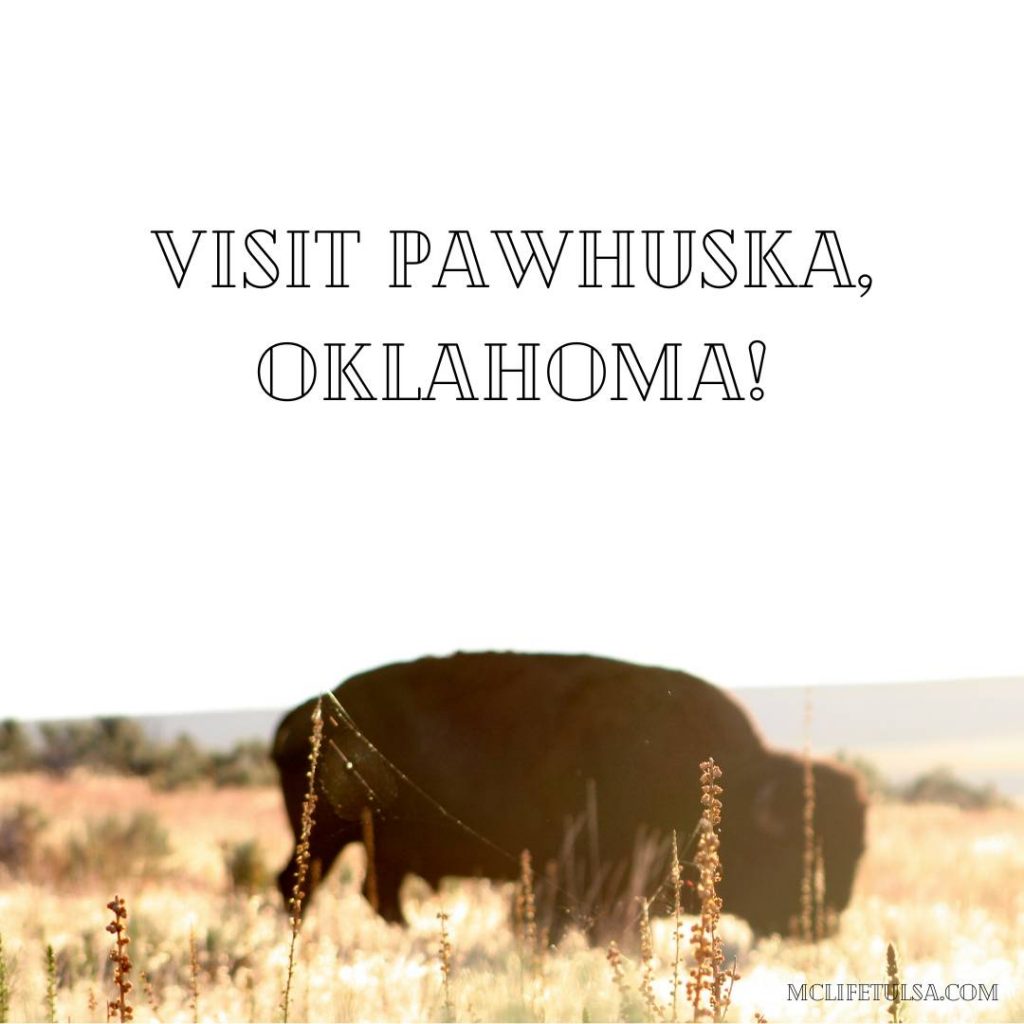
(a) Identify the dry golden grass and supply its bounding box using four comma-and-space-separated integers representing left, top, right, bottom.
0, 772, 1022, 1022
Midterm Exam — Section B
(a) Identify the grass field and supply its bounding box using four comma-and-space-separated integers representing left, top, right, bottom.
0, 773, 1021, 1023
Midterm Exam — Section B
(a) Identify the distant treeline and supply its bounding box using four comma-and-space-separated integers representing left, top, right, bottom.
0, 718, 1011, 807
0, 717, 276, 788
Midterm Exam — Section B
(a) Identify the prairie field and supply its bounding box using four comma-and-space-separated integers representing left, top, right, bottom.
0, 773, 1022, 1023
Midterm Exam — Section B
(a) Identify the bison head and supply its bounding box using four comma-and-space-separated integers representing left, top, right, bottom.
721, 753, 867, 937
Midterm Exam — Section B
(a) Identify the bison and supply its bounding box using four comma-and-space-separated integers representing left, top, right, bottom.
272, 652, 866, 939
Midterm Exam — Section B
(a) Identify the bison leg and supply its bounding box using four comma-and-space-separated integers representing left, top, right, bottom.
276, 814, 356, 915
372, 859, 406, 924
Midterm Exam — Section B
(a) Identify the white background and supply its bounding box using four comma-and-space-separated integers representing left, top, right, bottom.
2, 2, 1022, 718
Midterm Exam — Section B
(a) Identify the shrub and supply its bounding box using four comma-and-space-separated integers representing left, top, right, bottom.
901, 766, 1011, 810
91, 717, 157, 775
37, 717, 156, 777
36, 721, 101, 776
211, 741, 277, 788
0, 804, 48, 878
0, 720, 35, 772
223, 839, 272, 895
149, 734, 211, 790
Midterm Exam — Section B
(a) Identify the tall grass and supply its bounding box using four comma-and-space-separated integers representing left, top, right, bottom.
139, 968, 160, 1021
515, 849, 544, 1019
606, 941, 639, 1021
188, 926, 200, 1024
669, 831, 684, 1022
886, 942, 903, 1024
436, 909, 454, 1022
800, 690, 816, 942
596, 756, 743, 1024
43, 945, 56, 1024
638, 898, 661, 1021
280, 698, 323, 1024
0, 932, 10, 1024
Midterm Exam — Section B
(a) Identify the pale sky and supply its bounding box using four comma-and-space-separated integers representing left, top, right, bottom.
2, 3, 1022, 721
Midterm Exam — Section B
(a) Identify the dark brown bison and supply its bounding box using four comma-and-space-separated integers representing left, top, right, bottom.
272, 652, 866, 939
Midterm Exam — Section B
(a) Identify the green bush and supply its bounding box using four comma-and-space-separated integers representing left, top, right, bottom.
210, 741, 277, 788
222, 839, 271, 895
0, 804, 48, 878
34, 717, 151, 776
0, 720, 35, 772
36, 721, 99, 776
149, 734, 212, 790
901, 766, 1011, 810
